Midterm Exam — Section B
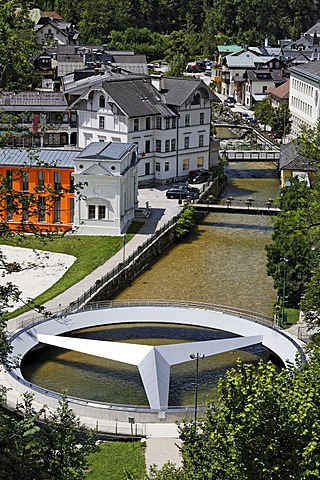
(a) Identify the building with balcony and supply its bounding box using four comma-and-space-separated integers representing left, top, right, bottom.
66, 72, 218, 185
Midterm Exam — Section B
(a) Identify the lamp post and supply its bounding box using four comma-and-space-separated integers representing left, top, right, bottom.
190, 352, 205, 423
281, 258, 288, 327
122, 234, 126, 263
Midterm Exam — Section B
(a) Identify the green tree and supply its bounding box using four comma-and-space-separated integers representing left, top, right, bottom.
40, 392, 96, 480
0, 392, 96, 480
269, 100, 292, 140
254, 97, 273, 130
0, 1, 38, 90
141, 350, 320, 479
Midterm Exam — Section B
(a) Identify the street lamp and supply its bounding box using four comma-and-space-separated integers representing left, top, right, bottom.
189, 352, 205, 423
122, 234, 126, 263
281, 257, 288, 327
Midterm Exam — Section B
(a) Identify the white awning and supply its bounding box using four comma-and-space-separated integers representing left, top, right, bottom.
252, 94, 267, 101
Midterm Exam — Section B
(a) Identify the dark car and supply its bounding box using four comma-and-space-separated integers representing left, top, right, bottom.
188, 169, 210, 184
223, 97, 236, 105
166, 186, 199, 199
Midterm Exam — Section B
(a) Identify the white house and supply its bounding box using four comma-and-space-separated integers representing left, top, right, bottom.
66, 72, 217, 184
289, 60, 320, 135
72, 142, 139, 235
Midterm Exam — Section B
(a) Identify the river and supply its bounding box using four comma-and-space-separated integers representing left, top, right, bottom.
22, 157, 281, 407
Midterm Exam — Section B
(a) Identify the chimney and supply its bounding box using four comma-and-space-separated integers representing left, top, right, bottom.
265, 37, 269, 48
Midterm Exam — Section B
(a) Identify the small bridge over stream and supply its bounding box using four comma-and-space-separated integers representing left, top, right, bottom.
194, 201, 281, 216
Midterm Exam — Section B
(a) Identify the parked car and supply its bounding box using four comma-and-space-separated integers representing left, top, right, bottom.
188, 169, 210, 183
189, 170, 211, 184
223, 97, 236, 105
166, 186, 199, 199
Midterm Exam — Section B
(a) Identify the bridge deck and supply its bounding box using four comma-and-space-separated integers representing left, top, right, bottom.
194, 203, 281, 215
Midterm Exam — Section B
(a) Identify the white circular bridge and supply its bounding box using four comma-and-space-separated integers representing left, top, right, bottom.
3, 302, 305, 435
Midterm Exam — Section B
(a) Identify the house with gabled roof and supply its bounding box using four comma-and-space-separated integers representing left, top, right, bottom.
266, 80, 290, 108
0, 91, 78, 148
66, 73, 217, 185
279, 141, 317, 187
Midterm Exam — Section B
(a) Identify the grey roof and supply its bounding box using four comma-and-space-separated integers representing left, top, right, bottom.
279, 141, 318, 171
305, 23, 320, 35
246, 69, 287, 82
225, 52, 257, 68
161, 77, 217, 105
0, 148, 79, 168
0, 91, 68, 107
76, 142, 134, 161
102, 77, 176, 117
290, 59, 320, 77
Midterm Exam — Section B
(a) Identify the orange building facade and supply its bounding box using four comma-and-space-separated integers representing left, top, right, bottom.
0, 148, 79, 233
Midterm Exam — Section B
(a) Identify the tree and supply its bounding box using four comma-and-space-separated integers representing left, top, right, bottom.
0, 1, 38, 90
40, 392, 96, 480
139, 350, 320, 480
254, 98, 273, 130
269, 100, 292, 140
0, 392, 96, 480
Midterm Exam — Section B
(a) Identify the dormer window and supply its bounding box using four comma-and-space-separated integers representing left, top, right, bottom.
99, 95, 106, 108
191, 93, 200, 105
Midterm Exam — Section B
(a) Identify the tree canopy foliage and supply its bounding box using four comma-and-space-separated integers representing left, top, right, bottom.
131, 349, 320, 479
36, 0, 319, 55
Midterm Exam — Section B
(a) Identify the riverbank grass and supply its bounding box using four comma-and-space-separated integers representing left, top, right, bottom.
0, 234, 132, 317
86, 441, 146, 479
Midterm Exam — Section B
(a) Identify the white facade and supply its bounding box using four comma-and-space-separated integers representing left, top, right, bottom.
69, 74, 215, 184
289, 62, 320, 136
72, 142, 138, 235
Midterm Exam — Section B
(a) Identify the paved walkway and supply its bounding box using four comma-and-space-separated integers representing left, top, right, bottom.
5, 186, 184, 471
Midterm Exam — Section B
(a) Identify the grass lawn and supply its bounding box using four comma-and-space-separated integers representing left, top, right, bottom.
281, 307, 300, 328
0, 233, 131, 317
86, 441, 146, 480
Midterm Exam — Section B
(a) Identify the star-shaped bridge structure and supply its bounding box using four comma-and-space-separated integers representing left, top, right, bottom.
37, 333, 263, 409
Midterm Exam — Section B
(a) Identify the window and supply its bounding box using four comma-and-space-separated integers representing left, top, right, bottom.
98, 205, 106, 219
156, 140, 161, 152
99, 116, 105, 129
155, 162, 160, 171
70, 174, 74, 193
165, 162, 169, 171
145, 140, 151, 153
146, 117, 151, 130
7, 196, 13, 220
165, 118, 170, 129
22, 200, 28, 222
88, 205, 95, 219
262, 85, 268, 93
54, 172, 61, 192
182, 159, 189, 170
69, 198, 74, 223
133, 118, 139, 131
199, 134, 204, 147
192, 93, 200, 105
99, 95, 105, 108
38, 197, 46, 222
185, 114, 190, 127
38, 171, 45, 191
172, 118, 177, 128
22, 171, 28, 191
165, 139, 170, 152
184, 136, 190, 149
145, 162, 150, 176
171, 138, 176, 151
197, 156, 204, 168
156, 117, 162, 129
6, 170, 12, 190
199, 112, 204, 125
54, 199, 61, 222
